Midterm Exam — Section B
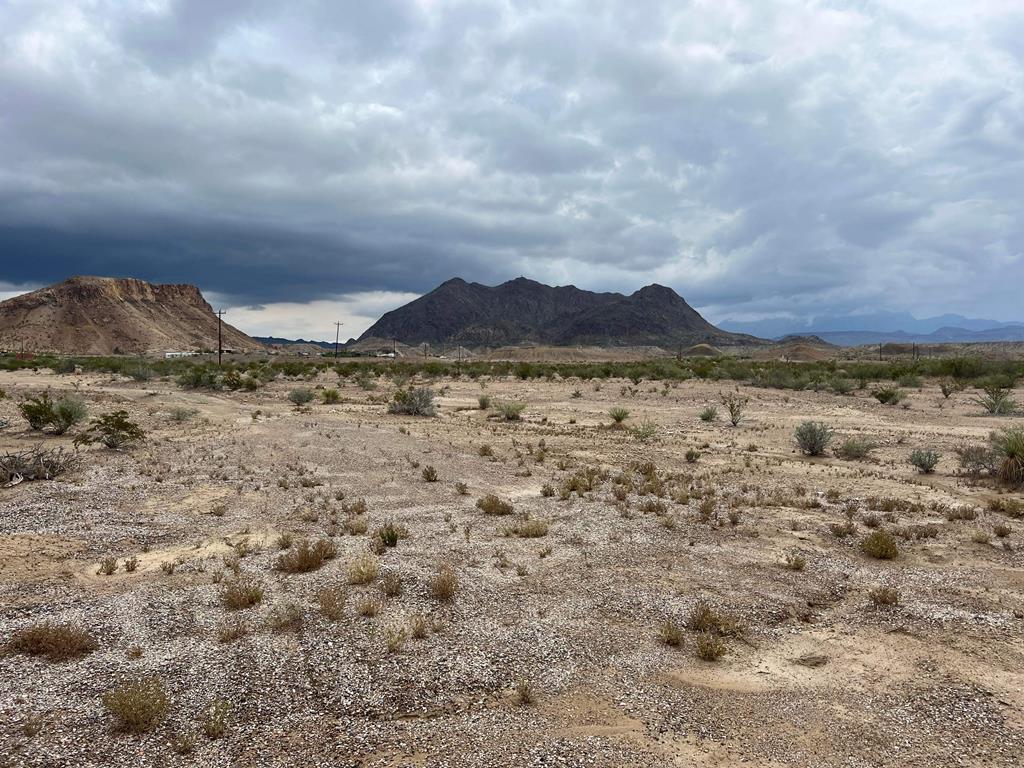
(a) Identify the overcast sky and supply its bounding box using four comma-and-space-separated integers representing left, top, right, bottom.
1, 0, 1022, 339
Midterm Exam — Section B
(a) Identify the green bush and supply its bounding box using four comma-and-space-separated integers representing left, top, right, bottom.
909, 449, 940, 474
287, 388, 314, 406
321, 388, 340, 404
860, 530, 899, 560
795, 421, 833, 456
388, 387, 436, 416
699, 405, 718, 422
102, 676, 170, 734
74, 411, 145, 449
19, 393, 56, 431
873, 388, 905, 405
836, 437, 874, 460
720, 393, 747, 426
496, 401, 526, 421
609, 407, 630, 425
51, 397, 87, 435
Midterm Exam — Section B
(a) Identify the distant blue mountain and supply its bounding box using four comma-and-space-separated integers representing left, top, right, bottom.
720, 312, 1024, 345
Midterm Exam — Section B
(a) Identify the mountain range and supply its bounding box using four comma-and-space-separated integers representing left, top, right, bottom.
357, 277, 764, 349
721, 312, 1024, 345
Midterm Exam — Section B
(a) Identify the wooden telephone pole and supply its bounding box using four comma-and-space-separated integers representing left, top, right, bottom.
216, 309, 226, 366
334, 321, 343, 358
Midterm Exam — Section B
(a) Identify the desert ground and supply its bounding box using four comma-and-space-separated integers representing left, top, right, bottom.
1, 363, 1022, 767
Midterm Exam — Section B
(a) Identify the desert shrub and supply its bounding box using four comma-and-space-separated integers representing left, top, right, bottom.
102, 676, 170, 733
50, 397, 87, 435
19, 394, 57, 431
869, 586, 900, 606
477, 394, 491, 410
975, 385, 1016, 415
686, 601, 741, 636
954, 444, 997, 479
836, 437, 875, 460
377, 519, 402, 548
356, 596, 381, 617
908, 449, 940, 474
274, 538, 337, 573
510, 518, 549, 538
422, 465, 438, 482
169, 407, 198, 422
540, 483, 554, 497
609, 407, 630, 425
784, 552, 806, 571
720, 393, 747, 426
347, 553, 380, 585
317, 586, 347, 620
829, 520, 856, 538
699, 405, 718, 422
830, 377, 855, 395
860, 531, 899, 560
266, 602, 304, 633
216, 620, 248, 643
97, 556, 117, 576
659, 618, 684, 647
388, 387, 436, 416
991, 426, 1024, 486
685, 449, 700, 463
200, 699, 230, 739
428, 563, 458, 601
220, 578, 264, 610
380, 571, 403, 597
73, 411, 144, 449
630, 420, 658, 442
177, 366, 223, 390
5, 622, 97, 661
795, 421, 833, 456
513, 678, 535, 706
478, 444, 494, 457
320, 388, 340, 404
288, 388, 314, 406
455, 481, 469, 495
695, 632, 726, 661
476, 494, 513, 515
496, 401, 526, 421
994, 522, 1012, 538
873, 388, 905, 405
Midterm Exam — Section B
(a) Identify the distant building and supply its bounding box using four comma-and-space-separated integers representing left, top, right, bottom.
164, 351, 198, 358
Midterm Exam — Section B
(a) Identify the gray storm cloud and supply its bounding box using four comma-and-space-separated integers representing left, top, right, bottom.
0, 0, 1021, 329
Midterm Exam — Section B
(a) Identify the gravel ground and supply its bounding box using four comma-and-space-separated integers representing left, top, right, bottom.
1, 368, 1022, 767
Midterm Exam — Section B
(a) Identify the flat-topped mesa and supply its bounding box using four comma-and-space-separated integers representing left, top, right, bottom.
0, 276, 263, 355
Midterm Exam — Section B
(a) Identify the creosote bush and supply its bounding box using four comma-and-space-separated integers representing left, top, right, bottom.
795, 421, 833, 456
695, 632, 726, 661
476, 494, 514, 515
287, 388, 314, 406
860, 530, 899, 560
388, 387, 437, 416
5, 622, 98, 662
73, 411, 144, 449
102, 676, 170, 734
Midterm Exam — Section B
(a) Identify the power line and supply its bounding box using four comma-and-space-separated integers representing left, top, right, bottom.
216, 309, 226, 366
334, 321, 343, 359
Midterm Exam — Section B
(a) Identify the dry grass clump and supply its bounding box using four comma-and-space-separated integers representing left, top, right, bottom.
5, 622, 98, 662
220, 578, 264, 610
200, 699, 230, 739
869, 586, 900, 607
216, 619, 248, 643
476, 494, 514, 515
356, 596, 381, 617
686, 601, 743, 637
428, 563, 459, 601
409, 614, 430, 639
317, 585, 347, 620
266, 602, 304, 633
380, 571, 403, 597
784, 552, 807, 571
102, 676, 170, 734
274, 538, 337, 573
514, 678, 535, 706
695, 632, 726, 661
508, 518, 549, 538
386, 627, 407, 653
346, 553, 380, 585
860, 530, 899, 560
659, 618, 684, 647
829, 520, 857, 538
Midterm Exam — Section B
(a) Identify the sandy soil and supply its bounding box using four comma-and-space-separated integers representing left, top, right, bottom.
0, 366, 1022, 767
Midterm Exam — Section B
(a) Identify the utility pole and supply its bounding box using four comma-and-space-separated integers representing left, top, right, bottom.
334, 321, 343, 359
216, 309, 225, 366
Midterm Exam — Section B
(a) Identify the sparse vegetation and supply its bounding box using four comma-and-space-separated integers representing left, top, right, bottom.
860, 531, 899, 560
496, 401, 527, 421
699, 405, 718, 422
795, 421, 833, 456
74, 411, 144, 449
476, 494, 514, 515
220, 578, 264, 610
720, 393, 747, 426
102, 676, 170, 734
428, 563, 458, 601
609, 407, 630, 425
5, 622, 97, 661
909, 449, 940, 474
288, 387, 314, 406
991, 425, 1024, 486
388, 387, 437, 416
